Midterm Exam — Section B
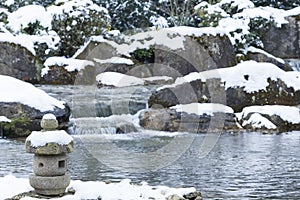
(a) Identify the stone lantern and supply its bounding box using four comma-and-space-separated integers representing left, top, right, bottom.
25, 114, 74, 196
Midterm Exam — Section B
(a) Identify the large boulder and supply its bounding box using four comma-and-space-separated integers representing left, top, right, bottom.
0, 75, 71, 138
0, 42, 41, 83
262, 15, 300, 59
139, 104, 241, 133
40, 57, 95, 85
149, 61, 300, 112
154, 35, 236, 77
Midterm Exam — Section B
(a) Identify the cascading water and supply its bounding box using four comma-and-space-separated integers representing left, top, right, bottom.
285, 59, 300, 71
38, 85, 155, 135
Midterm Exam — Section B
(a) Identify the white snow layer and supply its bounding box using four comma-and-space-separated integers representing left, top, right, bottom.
171, 103, 234, 116
0, 116, 11, 122
42, 113, 57, 120
159, 61, 300, 93
7, 5, 52, 33
240, 113, 277, 129
26, 130, 73, 147
42, 56, 95, 76
94, 57, 134, 65
96, 72, 145, 87
0, 176, 196, 200
245, 46, 285, 64
0, 75, 65, 111
238, 105, 300, 124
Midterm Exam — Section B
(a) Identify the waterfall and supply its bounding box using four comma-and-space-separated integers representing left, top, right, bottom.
285, 59, 300, 71
69, 115, 139, 135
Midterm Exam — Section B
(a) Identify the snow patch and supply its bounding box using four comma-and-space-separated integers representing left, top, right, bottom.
245, 46, 285, 64
171, 103, 234, 116
7, 5, 52, 33
0, 116, 11, 123
42, 113, 56, 120
94, 57, 134, 65
0, 75, 65, 111
26, 130, 73, 147
96, 72, 144, 87
240, 113, 277, 129
42, 57, 94, 76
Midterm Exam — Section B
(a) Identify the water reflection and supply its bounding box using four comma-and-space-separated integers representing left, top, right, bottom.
0, 132, 299, 199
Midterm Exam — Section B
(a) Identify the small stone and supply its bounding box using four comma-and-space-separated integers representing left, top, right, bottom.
67, 187, 76, 195
41, 114, 58, 130
183, 191, 202, 200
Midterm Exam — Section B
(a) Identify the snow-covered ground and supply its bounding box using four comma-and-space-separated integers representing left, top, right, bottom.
0, 175, 196, 200
158, 61, 300, 93
0, 75, 65, 111
171, 103, 234, 116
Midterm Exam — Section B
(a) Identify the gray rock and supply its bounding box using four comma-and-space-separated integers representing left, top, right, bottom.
183, 191, 202, 200
0, 42, 41, 83
29, 174, 70, 196
139, 108, 241, 133
262, 15, 300, 59
154, 35, 236, 77
245, 51, 292, 71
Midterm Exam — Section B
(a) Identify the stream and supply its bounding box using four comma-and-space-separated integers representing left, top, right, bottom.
0, 85, 300, 199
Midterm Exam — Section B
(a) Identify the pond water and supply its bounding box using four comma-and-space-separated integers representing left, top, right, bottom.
1, 131, 300, 199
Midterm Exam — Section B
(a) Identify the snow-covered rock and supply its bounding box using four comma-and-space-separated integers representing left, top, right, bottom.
139, 103, 241, 133
41, 57, 95, 85
244, 46, 292, 71
0, 75, 70, 138
149, 61, 300, 112
237, 105, 300, 132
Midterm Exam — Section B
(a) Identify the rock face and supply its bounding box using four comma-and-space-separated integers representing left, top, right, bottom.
149, 78, 300, 112
139, 108, 240, 133
155, 35, 236, 77
262, 15, 300, 59
0, 102, 71, 138
0, 42, 41, 83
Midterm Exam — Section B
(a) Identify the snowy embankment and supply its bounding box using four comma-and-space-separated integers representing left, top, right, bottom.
0, 175, 196, 200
